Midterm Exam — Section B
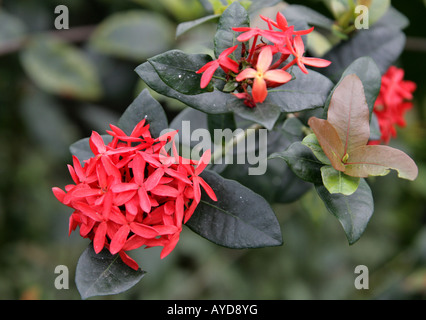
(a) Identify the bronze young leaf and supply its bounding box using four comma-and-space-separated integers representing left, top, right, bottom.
308, 74, 418, 181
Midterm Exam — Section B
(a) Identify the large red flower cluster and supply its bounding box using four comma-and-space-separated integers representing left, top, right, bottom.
196, 12, 331, 107
52, 119, 217, 270
371, 66, 416, 144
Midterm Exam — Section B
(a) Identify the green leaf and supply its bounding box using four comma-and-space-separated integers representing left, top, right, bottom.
176, 14, 220, 37
269, 142, 323, 185
363, 0, 390, 26
148, 50, 213, 95
89, 10, 174, 61
322, 25, 406, 77
226, 97, 281, 130
320, 165, 360, 195
207, 113, 236, 139
20, 35, 102, 100
118, 89, 168, 138
186, 170, 283, 248
136, 61, 231, 114
75, 243, 145, 300
214, 1, 249, 59
267, 68, 334, 113
315, 178, 373, 244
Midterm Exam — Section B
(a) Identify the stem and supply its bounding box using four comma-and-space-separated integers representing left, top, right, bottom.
247, 35, 258, 63
281, 58, 297, 71
211, 123, 264, 164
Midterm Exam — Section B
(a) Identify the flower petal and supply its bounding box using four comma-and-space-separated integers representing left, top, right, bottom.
110, 224, 130, 254
263, 69, 292, 84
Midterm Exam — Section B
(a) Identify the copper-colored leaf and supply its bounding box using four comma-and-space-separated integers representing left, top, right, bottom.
327, 74, 370, 154
308, 117, 345, 172
344, 145, 418, 180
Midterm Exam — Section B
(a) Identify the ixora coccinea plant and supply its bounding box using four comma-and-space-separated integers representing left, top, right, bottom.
52, 1, 418, 299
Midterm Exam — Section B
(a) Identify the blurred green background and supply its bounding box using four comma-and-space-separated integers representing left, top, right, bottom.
0, 0, 425, 300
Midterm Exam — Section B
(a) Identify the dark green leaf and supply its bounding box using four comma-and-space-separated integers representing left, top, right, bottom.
374, 6, 409, 30
269, 142, 323, 185
136, 61, 231, 114
20, 35, 102, 100
226, 97, 281, 130
207, 113, 236, 140
214, 2, 249, 58
176, 14, 220, 37
186, 170, 283, 248
322, 25, 406, 78
118, 89, 168, 138
75, 243, 145, 300
315, 178, 374, 244
267, 68, 334, 113
148, 50, 213, 95
89, 10, 174, 61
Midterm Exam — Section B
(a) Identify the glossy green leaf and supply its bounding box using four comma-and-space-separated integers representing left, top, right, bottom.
136, 61, 231, 114
75, 243, 145, 300
118, 89, 168, 138
267, 68, 334, 113
321, 165, 360, 195
316, 178, 373, 244
269, 142, 323, 185
20, 35, 102, 100
186, 170, 283, 248
148, 50, 213, 95
226, 97, 281, 130
213, 2, 249, 59
89, 10, 174, 61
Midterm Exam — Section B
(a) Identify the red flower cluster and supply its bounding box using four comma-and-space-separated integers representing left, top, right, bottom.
52, 119, 217, 270
196, 12, 331, 107
371, 66, 416, 144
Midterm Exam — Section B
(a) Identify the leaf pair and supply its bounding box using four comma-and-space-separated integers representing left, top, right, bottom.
308, 74, 418, 194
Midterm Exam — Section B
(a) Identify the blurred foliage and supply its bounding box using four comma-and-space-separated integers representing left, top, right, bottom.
0, 0, 425, 300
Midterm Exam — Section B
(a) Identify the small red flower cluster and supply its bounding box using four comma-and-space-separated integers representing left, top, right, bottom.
197, 12, 331, 107
52, 119, 217, 270
371, 66, 416, 144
